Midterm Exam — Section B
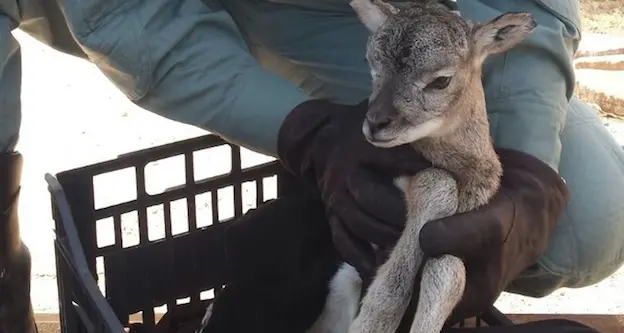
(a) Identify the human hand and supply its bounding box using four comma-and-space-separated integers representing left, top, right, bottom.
418, 148, 569, 324
277, 99, 430, 275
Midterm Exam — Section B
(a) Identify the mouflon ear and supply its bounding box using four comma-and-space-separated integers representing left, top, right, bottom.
471, 12, 536, 63
350, 0, 399, 32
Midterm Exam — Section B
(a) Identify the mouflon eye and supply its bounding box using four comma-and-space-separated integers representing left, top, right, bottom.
426, 76, 452, 90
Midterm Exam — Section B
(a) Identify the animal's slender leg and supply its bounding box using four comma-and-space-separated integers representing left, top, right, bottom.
409, 255, 466, 333
348, 170, 458, 333
347, 219, 426, 333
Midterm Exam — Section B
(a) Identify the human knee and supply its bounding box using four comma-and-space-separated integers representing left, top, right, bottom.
555, 99, 624, 285
507, 99, 624, 297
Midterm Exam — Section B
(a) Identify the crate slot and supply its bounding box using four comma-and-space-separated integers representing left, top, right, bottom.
242, 180, 257, 214
121, 211, 140, 248
195, 191, 213, 228
96, 217, 116, 248
147, 204, 166, 242
216, 186, 234, 222
154, 304, 168, 315
240, 147, 276, 169
129, 311, 143, 324
199, 289, 215, 301
96, 256, 106, 295
193, 145, 232, 181
170, 198, 189, 236
93, 167, 137, 209
176, 297, 191, 305
263, 175, 278, 201
145, 155, 186, 196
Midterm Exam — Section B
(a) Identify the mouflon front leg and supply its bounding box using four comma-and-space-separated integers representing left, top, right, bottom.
348, 169, 459, 333
409, 255, 466, 333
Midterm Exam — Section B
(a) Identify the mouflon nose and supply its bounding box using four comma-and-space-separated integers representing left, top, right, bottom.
365, 113, 392, 135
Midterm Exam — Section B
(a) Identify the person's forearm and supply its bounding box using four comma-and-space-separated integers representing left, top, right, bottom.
458, 0, 581, 169
140, 60, 310, 158
198, 65, 310, 158
127, 8, 310, 157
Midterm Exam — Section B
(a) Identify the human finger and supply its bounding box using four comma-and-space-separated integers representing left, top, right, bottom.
346, 166, 409, 229
328, 215, 376, 276
333, 194, 403, 247
419, 192, 513, 259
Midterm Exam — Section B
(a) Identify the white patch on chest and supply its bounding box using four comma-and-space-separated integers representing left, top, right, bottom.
306, 263, 362, 333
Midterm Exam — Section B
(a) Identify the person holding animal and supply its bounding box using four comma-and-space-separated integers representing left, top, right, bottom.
1, 0, 623, 333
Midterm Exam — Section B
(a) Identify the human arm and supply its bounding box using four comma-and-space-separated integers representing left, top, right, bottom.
125, 7, 310, 157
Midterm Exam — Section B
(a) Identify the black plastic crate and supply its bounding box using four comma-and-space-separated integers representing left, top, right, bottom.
46, 134, 513, 333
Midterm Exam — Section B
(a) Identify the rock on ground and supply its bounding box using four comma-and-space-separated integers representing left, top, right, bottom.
575, 69, 624, 118
576, 33, 624, 58
574, 34, 624, 118
575, 55, 624, 71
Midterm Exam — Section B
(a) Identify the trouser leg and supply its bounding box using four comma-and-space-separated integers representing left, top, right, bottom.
0, 10, 37, 333
1, 0, 82, 329
0, 13, 21, 153
507, 97, 624, 297
0, 152, 37, 333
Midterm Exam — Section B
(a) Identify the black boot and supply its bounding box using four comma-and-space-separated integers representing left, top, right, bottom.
1, 152, 37, 333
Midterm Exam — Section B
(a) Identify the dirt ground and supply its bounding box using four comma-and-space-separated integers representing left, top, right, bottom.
10, 0, 624, 321
581, 0, 624, 36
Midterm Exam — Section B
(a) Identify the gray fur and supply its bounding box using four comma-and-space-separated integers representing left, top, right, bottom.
309, 2, 536, 333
